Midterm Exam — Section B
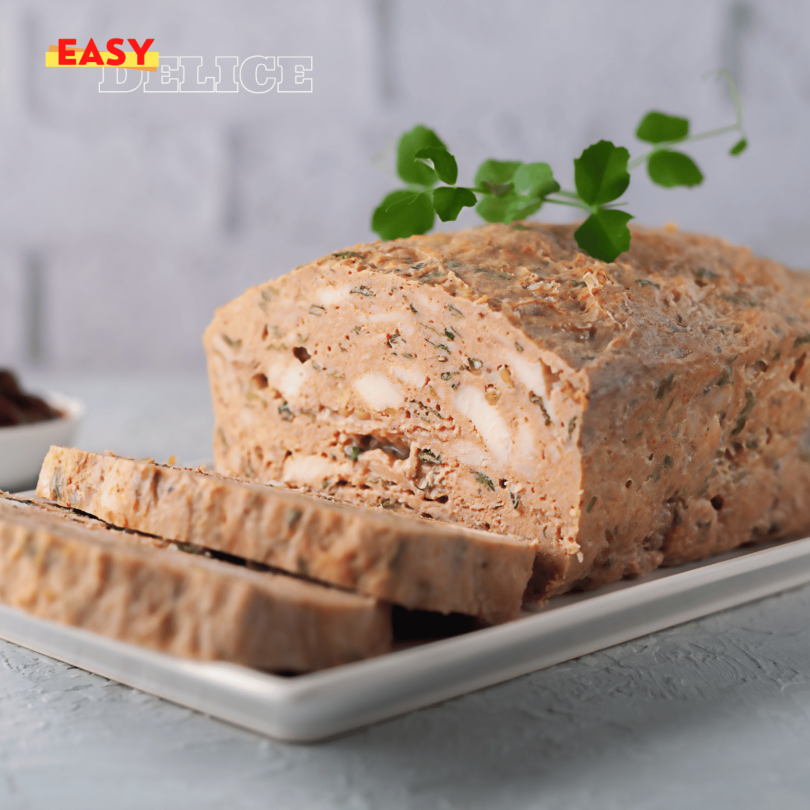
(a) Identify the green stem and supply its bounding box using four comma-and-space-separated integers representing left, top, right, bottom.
628, 70, 746, 171
627, 123, 742, 170
703, 68, 744, 130
544, 195, 591, 212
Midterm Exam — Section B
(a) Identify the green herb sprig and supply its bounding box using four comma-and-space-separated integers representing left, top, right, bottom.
371, 70, 747, 263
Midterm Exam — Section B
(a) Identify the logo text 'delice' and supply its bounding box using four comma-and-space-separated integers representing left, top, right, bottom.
99, 56, 314, 93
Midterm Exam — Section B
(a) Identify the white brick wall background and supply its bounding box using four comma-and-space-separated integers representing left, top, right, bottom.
0, 0, 808, 372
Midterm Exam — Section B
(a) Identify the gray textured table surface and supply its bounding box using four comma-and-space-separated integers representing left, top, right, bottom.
3, 373, 810, 810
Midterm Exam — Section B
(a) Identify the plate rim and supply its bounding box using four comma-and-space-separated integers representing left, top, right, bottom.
1, 531, 809, 742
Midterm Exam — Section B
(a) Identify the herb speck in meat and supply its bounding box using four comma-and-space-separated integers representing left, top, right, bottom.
731, 390, 755, 435
473, 471, 495, 491
221, 334, 242, 349
286, 508, 303, 530
655, 373, 675, 400
528, 391, 552, 426
417, 449, 442, 465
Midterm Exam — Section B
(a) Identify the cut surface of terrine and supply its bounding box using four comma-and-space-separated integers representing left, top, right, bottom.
204, 222, 810, 598
36, 447, 534, 623
0, 494, 391, 671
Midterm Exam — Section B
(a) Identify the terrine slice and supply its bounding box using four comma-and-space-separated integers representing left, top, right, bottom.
36, 447, 535, 624
0, 494, 391, 671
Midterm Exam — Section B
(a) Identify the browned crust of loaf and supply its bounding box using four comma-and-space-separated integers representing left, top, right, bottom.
0, 494, 391, 671
35, 447, 535, 623
330, 222, 810, 370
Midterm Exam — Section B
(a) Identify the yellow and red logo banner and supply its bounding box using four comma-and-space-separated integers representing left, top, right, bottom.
46, 39, 158, 72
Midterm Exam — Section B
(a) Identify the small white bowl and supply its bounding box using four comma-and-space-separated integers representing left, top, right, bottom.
0, 393, 84, 492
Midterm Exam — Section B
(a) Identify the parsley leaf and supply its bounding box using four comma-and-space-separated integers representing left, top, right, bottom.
505, 198, 544, 223
474, 192, 515, 223
574, 141, 631, 206
729, 138, 747, 156
415, 146, 458, 185
476, 193, 511, 223
477, 191, 547, 225
513, 162, 560, 198
396, 125, 446, 186
433, 186, 477, 222
474, 160, 521, 196
647, 150, 703, 188
574, 210, 633, 263
371, 189, 435, 240
636, 111, 689, 144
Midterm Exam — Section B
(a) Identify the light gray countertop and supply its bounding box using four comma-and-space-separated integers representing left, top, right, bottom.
2, 372, 810, 810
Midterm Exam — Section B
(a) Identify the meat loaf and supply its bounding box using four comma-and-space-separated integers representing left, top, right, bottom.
36, 447, 535, 623
204, 221, 810, 599
0, 494, 391, 671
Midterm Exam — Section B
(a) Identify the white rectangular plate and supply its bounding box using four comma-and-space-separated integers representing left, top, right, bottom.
2, 533, 810, 742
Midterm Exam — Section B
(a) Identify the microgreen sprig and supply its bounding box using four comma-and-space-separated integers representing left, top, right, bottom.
371, 70, 747, 263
